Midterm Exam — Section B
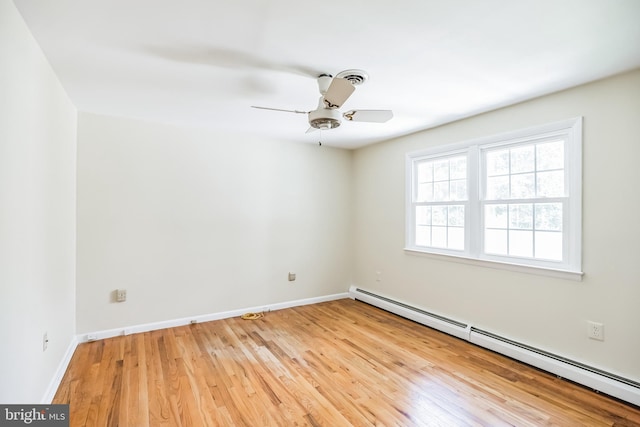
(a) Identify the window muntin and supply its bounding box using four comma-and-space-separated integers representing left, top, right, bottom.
484, 140, 565, 200
406, 118, 582, 275
415, 155, 467, 202
483, 202, 563, 261
415, 205, 465, 250
481, 138, 566, 263
412, 154, 467, 252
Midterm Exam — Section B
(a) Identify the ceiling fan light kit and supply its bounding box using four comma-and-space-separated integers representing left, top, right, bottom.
309, 108, 342, 130
251, 69, 393, 137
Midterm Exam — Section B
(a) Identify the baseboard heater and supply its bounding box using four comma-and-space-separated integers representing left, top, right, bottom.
349, 285, 640, 407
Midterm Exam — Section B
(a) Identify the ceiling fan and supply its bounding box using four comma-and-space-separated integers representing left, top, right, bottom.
251, 69, 393, 136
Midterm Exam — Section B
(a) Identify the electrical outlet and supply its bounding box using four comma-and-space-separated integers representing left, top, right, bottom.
588, 321, 604, 341
43, 332, 48, 352
116, 289, 127, 302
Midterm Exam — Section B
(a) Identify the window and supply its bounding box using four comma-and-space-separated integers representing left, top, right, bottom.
406, 118, 582, 278
414, 153, 467, 250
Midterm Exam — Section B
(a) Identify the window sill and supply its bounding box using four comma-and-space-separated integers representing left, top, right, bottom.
403, 248, 584, 281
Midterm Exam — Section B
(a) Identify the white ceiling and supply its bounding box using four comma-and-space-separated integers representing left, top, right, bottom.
13, 0, 640, 149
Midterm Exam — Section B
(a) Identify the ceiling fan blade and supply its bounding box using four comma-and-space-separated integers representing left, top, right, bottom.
147, 45, 323, 79
323, 77, 355, 109
343, 109, 393, 123
251, 106, 308, 114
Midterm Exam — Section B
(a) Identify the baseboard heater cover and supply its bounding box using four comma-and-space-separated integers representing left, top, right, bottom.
349, 286, 470, 341
349, 286, 640, 407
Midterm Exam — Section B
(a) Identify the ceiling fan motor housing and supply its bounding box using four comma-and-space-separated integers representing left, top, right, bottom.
308, 108, 341, 130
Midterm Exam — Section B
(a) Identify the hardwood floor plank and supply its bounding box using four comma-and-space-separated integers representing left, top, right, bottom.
55, 299, 640, 426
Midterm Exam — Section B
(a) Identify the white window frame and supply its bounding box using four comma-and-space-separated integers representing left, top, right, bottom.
411, 149, 471, 255
405, 117, 583, 280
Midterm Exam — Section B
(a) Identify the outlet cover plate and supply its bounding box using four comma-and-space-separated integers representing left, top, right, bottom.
588, 321, 604, 341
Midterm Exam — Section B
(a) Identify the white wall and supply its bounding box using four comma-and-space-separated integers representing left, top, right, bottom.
352, 69, 640, 381
76, 113, 352, 333
0, 1, 77, 403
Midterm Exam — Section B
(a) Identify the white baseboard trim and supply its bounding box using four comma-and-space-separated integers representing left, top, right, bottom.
77, 292, 349, 343
349, 285, 640, 407
41, 335, 78, 404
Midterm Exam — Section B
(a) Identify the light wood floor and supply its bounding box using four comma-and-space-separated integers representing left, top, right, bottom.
54, 299, 640, 426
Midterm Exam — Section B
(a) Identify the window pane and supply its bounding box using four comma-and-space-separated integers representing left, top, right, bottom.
450, 157, 467, 179
511, 173, 535, 199
535, 231, 563, 261
432, 206, 447, 226
432, 226, 447, 248
537, 171, 564, 197
485, 204, 508, 228
417, 161, 433, 182
416, 225, 430, 246
536, 141, 564, 171
433, 160, 449, 181
486, 149, 509, 176
433, 181, 450, 201
509, 230, 533, 257
511, 145, 535, 173
509, 204, 533, 229
448, 227, 465, 250
448, 205, 465, 227
417, 182, 433, 202
450, 179, 467, 201
485, 229, 508, 255
416, 206, 431, 226
486, 176, 509, 199
535, 203, 562, 231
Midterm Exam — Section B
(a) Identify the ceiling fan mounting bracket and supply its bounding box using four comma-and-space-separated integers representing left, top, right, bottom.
336, 69, 369, 86
317, 75, 333, 95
